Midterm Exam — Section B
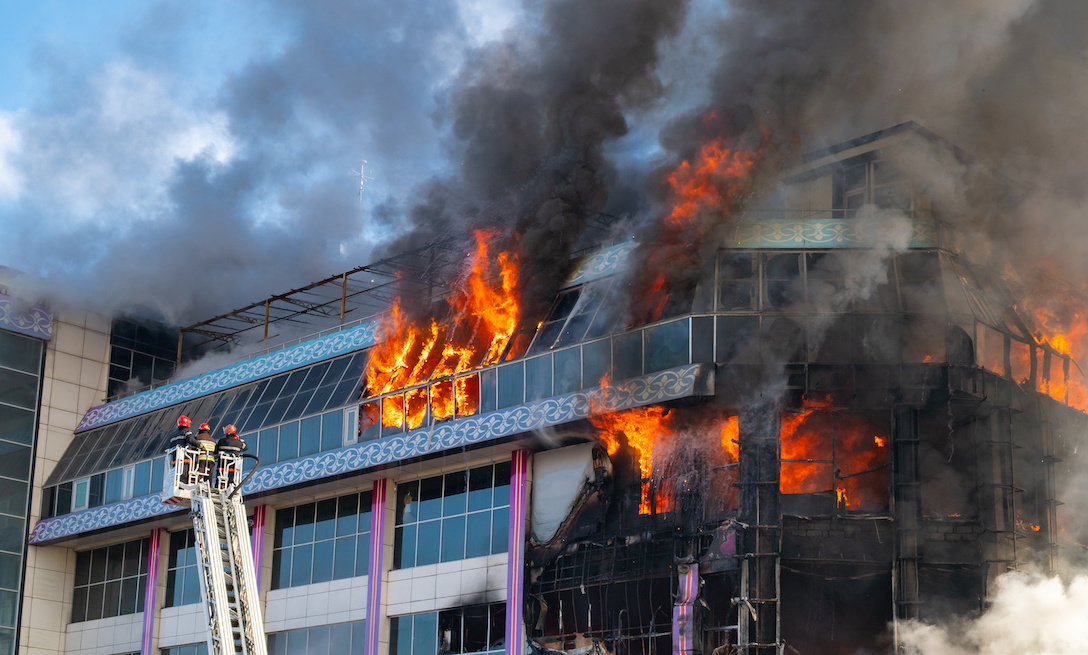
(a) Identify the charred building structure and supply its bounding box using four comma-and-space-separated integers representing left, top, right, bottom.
17, 123, 1088, 655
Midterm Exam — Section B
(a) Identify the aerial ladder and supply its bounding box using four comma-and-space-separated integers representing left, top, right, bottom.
162, 445, 266, 655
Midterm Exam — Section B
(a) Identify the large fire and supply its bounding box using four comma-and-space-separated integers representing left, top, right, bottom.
590, 377, 740, 514
635, 128, 764, 325
992, 301, 1088, 411
364, 230, 519, 430
779, 396, 890, 512
1028, 304, 1088, 410
664, 134, 760, 229
590, 404, 672, 514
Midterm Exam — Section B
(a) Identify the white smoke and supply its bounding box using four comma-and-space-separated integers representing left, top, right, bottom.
898, 569, 1088, 655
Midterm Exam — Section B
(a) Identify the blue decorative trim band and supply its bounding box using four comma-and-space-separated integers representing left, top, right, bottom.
0, 294, 52, 340
29, 494, 182, 543
31, 363, 709, 544
75, 320, 379, 432
732, 217, 937, 249
565, 242, 635, 287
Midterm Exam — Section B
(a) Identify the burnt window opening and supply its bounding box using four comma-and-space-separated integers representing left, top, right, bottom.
390, 603, 505, 655
897, 251, 945, 315
779, 407, 891, 515
528, 278, 618, 355
918, 406, 978, 519
529, 575, 673, 655
832, 156, 913, 217
439, 603, 505, 655
764, 253, 803, 310
780, 562, 894, 655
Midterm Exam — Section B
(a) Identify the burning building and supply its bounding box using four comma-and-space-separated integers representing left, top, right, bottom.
13, 122, 1088, 655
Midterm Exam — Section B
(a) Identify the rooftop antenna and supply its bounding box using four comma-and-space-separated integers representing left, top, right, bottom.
351, 160, 375, 199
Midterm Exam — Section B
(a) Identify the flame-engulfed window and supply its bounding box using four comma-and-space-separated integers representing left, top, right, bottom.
779, 402, 890, 513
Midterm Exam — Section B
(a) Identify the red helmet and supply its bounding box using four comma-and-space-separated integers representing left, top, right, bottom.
199, 423, 211, 432
177, 416, 191, 428
223, 424, 237, 436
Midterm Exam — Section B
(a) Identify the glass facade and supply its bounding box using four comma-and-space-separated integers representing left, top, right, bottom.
391, 603, 505, 655
266, 619, 366, 655
0, 329, 42, 655
165, 530, 201, 607
107, 318, 178, 400
71, 538, 149, 623
272, 490, 372, 589
43, 352, 365, 518
394, 463, 510, 569
161, 644, 208, 655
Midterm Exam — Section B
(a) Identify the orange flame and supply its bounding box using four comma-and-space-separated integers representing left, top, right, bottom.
720, 415, 739, 463
1016, 512, 1042, 533
589, 377, 672, 513
364, 230, 520, 428
779, 396, 890, 511
664, 134, 760, 229
1029, 305, 1088, 410
634, 128, 764, 325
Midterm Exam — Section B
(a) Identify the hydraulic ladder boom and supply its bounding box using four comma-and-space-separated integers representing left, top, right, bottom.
163, 447, 267, 655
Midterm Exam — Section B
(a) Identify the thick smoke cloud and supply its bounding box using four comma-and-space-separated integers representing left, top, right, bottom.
385, 0, 689, 320
645, 0, 1088, 312
898, 569, 1088, 655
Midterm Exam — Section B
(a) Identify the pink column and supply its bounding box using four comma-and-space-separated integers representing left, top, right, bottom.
250, 505, 266, 569
250, 504, 267, 596
672, 562, 699, 655
365, 478, 389, 655
140, 529, 161, 655
506, 450, 529, 655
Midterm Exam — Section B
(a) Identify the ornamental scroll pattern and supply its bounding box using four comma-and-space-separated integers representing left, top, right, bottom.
31, 363, 708, 544
0, 294, 52, 340
732, 217, 937, 249
564, 242, 636, 287
75, 321, 379, 433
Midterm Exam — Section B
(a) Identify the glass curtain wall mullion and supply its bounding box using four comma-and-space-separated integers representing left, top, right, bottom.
49, 352, 363, 488
391, 603, 506, 655
266, 619, 367, 655
161, 643, 210, 655
272, 490, 373, 590
394, 462, 511, 569
70, 538, 149, 623
165, 530, 202, 607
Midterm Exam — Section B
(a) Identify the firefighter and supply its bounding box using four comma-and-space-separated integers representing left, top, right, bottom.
194, 423, 217, 481
169, 416, 196, 481
215, 424, 247, 486
169, 415, 195, 448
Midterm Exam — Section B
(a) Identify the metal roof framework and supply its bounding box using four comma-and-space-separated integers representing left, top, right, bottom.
177, 237, 469, 363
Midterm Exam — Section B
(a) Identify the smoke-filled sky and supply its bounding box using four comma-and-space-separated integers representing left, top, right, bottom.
3, 0, 1088, 327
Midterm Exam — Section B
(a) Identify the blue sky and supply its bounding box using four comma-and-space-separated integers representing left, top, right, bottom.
0, 0, 533, 320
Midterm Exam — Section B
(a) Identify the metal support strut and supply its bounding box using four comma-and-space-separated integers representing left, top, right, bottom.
164, 448, 267, 655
